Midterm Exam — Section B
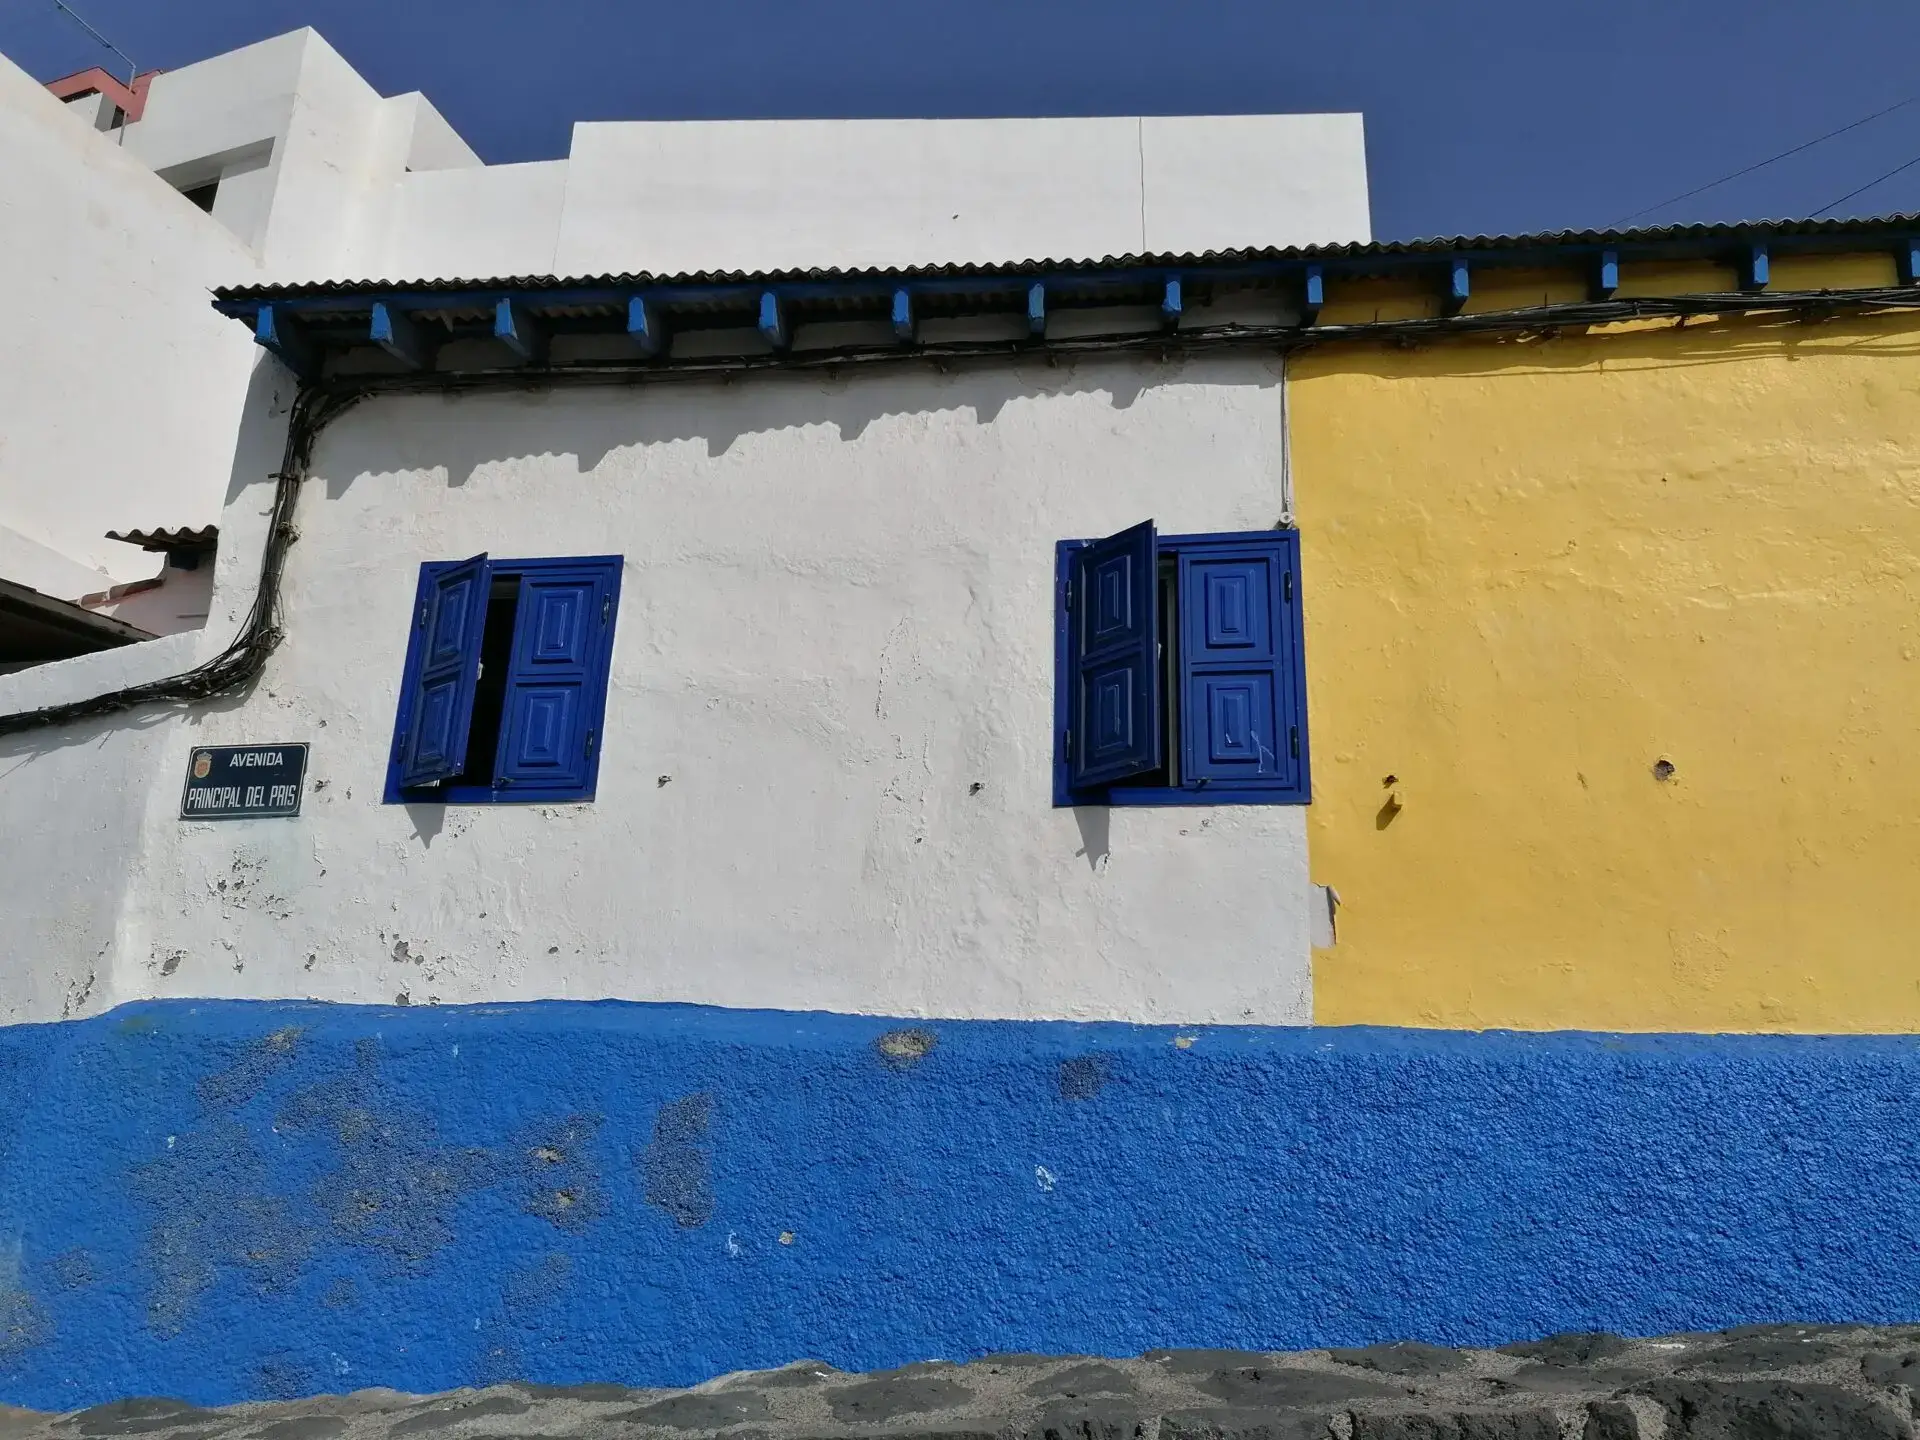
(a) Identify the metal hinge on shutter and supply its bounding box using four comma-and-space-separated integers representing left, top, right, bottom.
586, 728, 596, 756
417, 600, 428, 628
1063, 728, 1072, 761
1063, 579, 1072, 612
1284, 572, 1293, 604
1290, 726, 1300, 758
601, 596, 611, 626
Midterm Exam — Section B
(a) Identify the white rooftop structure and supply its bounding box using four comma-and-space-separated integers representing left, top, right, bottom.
0, 25, 1367, 666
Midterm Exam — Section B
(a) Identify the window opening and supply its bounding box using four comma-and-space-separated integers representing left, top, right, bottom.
182, 181, 218, 213
444, 575, 521, 791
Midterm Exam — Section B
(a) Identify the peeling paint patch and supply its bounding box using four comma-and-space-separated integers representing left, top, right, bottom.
1058, 1055, 1110, 1100
519, 1115, 607, 1232
642, 1094, 714, 1229
875, 1028, 936, 1069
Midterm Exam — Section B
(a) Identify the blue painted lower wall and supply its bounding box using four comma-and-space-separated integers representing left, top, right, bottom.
0, 1000, 1915, 1408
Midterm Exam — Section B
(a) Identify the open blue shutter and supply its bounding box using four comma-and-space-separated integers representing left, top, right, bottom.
1178, 535, 1302, 792
396, 554, 491, 787
1069, 519, 1161, 788
492, 563, 616, 794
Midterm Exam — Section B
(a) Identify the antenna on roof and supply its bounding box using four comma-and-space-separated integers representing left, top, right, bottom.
50, 0, 136, 87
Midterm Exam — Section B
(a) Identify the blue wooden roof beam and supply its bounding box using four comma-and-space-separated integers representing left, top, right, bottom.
1899, 240, 1920, 286
626, 296, 666, 357
1301, 265, 1324, 325
495, 298, 549, 363
1443, 258, 1470, 315
1160, 277, 1183, 329
891, 288, 916, 342
1591, 249, 1620, 301
758, 291, 789, 349
253, 304, 316, 379
1027, 283, 1047, 337
371, 301, 432, 370
1740, 243, 1770, 292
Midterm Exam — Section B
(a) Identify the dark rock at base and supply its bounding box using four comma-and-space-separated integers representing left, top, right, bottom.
1329, 1343, 1470, 1377
1500, 1364, 1651, 1395
1353, 1414, 1560, 1440
1192, 1366, 1402, 1407
1637, 1379, 1908, 1438
1031, 1404, 1146, 1440
1581, 1402, 1641, 1440
69, 1401, 223, 1437
1682, 1336, 1845, 1373
386, 1396, 531, 1437
743, 1363, 843, 1391
248, 1420, 348, 1440
1028, 1364, 1140, 1399
511, 1383, 642, 1401
1863, 1351, 1920, 1388
619, 1392, 773, 1430
828, 1374, 973, 1423
1143, 1352, 1276, 1373
1499, 1333, 1630, 1368
1722, 1325, 1855, 1342
1157, 1409, 1333, 1440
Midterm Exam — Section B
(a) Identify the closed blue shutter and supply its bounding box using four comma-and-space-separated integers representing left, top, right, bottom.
1068, 519, 1161, 788
395, 554, 491, 787
492, 562, 618, 795
1178, 535, 1303, 794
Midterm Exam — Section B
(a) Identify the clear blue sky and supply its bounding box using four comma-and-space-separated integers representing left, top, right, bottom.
9, 0, 1920, 242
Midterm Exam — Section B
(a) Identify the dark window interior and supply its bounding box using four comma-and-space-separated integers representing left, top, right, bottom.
1111, 555, 1182, 791
445, 575, 521, 790
182, 181, 218, 213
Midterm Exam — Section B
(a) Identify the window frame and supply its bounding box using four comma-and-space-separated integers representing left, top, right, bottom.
1052, 528, 1310, 808
383, 554, 623, 807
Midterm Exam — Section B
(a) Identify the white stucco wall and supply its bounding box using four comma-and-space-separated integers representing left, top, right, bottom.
73, 354, 1313, 1025
380, 161, 570, 281
550, 114, 1370, 278
0, 49, 260, 587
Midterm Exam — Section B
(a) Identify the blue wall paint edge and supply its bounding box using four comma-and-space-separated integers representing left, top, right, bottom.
3, 997, 1919, 1409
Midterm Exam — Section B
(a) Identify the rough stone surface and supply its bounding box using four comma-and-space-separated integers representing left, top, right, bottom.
9, 1326, 1920, 1440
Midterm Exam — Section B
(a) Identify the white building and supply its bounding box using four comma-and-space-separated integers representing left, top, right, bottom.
0, 25, 1367, 1026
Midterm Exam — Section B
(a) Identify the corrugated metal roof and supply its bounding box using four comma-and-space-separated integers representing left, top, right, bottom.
211, 214, 1920, 302
105, 526, 219, 553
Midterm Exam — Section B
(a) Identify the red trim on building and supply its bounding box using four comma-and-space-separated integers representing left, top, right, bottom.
45, 67, 159, 123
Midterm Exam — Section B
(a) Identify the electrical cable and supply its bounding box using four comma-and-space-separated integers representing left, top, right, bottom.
0, 387, 357, 737
1609, 93, 1920, 228
1812, 151, 1920, 218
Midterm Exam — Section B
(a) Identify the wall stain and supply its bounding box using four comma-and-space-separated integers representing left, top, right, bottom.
274, 1047, 496, 1271
197, 1027, 303, 1110
501, 1253, 571, 1312
128, 1119, 315, 1337
642, 1094, 715, 1229
47, 1249, 96, 1291
255, 1351, 317, 1400
320, 1277, 357, 1309
0, 1288, 49, 1356
1058, 1055, 1111, 1101
518, 1115, 607, 1232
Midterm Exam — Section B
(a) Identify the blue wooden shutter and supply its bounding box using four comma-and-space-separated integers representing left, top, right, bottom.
1068, 519, 1161, 788
395, 555, 492, 787
1177, 534, 1304, 795
492, 563, 617, 795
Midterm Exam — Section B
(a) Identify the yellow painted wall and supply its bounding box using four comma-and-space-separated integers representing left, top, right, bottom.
1294, 287, 1920, 1033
